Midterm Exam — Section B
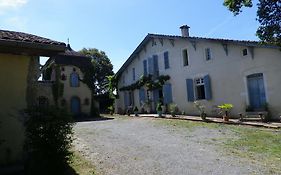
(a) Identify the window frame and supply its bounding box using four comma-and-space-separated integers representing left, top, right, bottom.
70, 72, 80, 87
194, 77, 206, 100
205, 48, 212, 61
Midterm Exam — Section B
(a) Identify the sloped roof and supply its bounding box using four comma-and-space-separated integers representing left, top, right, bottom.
45, 44, 93, 70
116, 33, 279, 77
0, 29, 66, 56
0, 29, 65, 46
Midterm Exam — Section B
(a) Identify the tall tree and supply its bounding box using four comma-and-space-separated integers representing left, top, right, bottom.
79, 48, 114, 95
224, 0, 281, 46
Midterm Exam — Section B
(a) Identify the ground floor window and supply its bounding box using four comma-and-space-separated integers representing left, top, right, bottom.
195, 78, 206, 100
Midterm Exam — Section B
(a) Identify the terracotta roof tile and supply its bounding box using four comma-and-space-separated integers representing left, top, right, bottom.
0, 29, 65, 46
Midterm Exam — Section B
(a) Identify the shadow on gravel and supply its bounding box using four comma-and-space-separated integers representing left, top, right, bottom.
75, 116, 114, 123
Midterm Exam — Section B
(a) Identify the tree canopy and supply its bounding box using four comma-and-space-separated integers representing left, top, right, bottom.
224, 0, 281, 46
79, 48, 114, 95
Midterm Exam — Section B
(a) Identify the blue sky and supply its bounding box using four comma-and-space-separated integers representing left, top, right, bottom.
0, 0, 259, 72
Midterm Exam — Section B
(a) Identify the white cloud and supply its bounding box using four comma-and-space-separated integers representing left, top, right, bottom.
4, 16, 27, 31
0, 0, 28, 14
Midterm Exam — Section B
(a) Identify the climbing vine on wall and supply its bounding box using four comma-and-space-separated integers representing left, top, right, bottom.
119, 75, 170, 91
52, 65, 64, 107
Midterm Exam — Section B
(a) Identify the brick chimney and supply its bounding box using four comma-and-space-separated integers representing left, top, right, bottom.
180, 25, 190, 37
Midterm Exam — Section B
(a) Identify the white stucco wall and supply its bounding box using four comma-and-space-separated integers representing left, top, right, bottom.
116, 37, 281, 119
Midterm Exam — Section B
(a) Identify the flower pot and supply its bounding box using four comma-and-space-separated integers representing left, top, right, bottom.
223, 115, 229, 122
134, 112, 138, 117
200, 113, 207, 121
157, 111, 162, 118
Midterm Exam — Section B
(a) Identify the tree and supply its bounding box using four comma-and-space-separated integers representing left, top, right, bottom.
79, 48, 114, 95
224, 0, 281, 46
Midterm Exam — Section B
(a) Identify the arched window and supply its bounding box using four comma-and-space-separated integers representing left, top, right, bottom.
70, 72, 79, 87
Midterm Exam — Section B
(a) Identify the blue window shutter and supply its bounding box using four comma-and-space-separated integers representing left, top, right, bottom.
153, 55, 159, 71
186, 79, 194, 102
164, 51, 169, 69
163, 84, 172, 104
139, 88, 146, 105
204, 74, 212, 100
148, 57, 153, 75
143, 60, 147, 76
124, 92, 128, 107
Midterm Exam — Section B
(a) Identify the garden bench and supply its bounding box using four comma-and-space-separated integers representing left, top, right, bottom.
239, 111, 268, 122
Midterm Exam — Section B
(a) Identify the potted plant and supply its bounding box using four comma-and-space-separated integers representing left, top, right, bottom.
133, 106, 139, 116
108, 105, 114, 115
169, 103, 178, 117
156, 102, 163, 117
144, 100, 152, 113
218, 103, 233, 122
194, 101, 207, 121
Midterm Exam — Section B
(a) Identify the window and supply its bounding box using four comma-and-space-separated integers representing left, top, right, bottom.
242, 48, 248, 56
143, 60, 147, 76
132, 68, 136, 81
84, 98, 90, 105
183, 49, 189, 66
186, 75, 212, 102
122, 76, 125, 84
61, 67, 65, 71
195, 78, 206, 100
61, 99, 66, 106
164, 51, 169, 69
70, 72, 79, 87
205, 48, 211, 61
61, 74, 67, 81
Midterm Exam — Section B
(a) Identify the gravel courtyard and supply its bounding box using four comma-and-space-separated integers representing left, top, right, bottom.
73, 116, 268, 175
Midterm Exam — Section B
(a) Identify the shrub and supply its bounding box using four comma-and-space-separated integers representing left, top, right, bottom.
24, 106, 74, 175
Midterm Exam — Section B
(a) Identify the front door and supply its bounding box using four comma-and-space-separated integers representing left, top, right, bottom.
247, 73, 266, 110
71, 97, 81, 115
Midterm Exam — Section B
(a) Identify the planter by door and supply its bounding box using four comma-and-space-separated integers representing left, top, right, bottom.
247, 73, 266, 110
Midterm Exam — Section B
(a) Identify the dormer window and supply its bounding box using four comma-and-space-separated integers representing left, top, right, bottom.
242, 48, 248, 56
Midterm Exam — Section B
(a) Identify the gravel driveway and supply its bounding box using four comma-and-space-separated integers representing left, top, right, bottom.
73, 116, 266, 175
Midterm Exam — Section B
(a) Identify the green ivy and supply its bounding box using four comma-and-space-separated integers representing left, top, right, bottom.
119, 74, 170, 91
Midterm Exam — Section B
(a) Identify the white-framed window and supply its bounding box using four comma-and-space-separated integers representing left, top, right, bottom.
195, 78, 206, 100
205, 48, 212, 61
182, 49, 189, 66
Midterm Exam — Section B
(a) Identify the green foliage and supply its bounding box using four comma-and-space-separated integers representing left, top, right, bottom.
119, 75, 170, 91
133, 106, 139, 112
52, 65, 64, 106
224, 0, 281, 47
223, 0, 253, 15
24, 106, 74, 175
42, 66, 52, 80
106, 75, 117, 99
218, 103, 233, 116
193, 101, 205, 114
79, 48, 114, 95
169, 103, 178, 116
156, 103, 162, 112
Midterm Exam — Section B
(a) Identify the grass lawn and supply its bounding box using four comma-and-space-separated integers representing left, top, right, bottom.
69, 151, 97, 175
155, 118, 281, 174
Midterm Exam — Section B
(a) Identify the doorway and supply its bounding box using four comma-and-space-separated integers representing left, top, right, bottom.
247, 73, 266, 110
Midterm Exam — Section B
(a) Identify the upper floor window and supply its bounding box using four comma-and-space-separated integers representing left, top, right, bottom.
205, 48, 212, 61
132, 68, 136, 81
70, 72, 79, 87
182, 49, 189, 66
143, 60, 148, 76
164, 51, 170, 69
242, 48, 248, 56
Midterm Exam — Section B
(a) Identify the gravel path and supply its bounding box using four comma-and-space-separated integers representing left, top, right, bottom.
73, 116, 265, 175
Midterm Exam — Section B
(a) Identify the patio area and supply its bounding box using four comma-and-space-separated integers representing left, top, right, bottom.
129, 114, 281, 129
